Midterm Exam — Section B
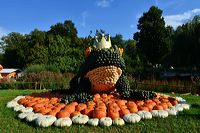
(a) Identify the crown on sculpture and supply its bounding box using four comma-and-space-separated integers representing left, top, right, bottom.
94, 33, 111, 49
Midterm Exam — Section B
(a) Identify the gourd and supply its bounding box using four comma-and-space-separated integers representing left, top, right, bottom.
72, 114, 89, 124
35, 115, 57, 127
179, 103, 190, 110
172, 104, 184, 111
14, 96, 25, 101
26, 113, 43, 122
137, 111, 152, 119
7, 101, 19, 108
87, 118, 99, 126
99, 117, 112, 127
14, 105, 25, 112
151, 110, 168, 118
166, 109, 177, 115
175, 97, 186, 103
123, 113, 141, 123
19, 107, 33, 113
54, 118, 72, 127
112, 118, 125, 126
18, 112, 34, 119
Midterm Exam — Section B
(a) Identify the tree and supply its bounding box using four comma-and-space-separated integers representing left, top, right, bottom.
48, 20, 79, 46
46, 35, 84, 73
26, 29, 48, 66
111, 34, 124, 48
2, 32, 27, 68
123, 39, 143, 75
134, 6, 172, 66
170, 15, 200, 68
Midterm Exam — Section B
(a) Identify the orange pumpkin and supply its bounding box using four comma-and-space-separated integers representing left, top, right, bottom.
70, 102, 78, 107
63, 105, 75, 114
57, 110, 70, 118
126, 101, 137, 108
93, 109, 106, 119
136, 101, 144, 106
39, 107, 51, 115
82, 108, 94, 118
138, 106, 149, 112
119, 109, 130, 117
116, 100, 126, 106
46, 111, 58, 116
128, 106, 138, 113
18, 98, 27, 104
70, 111, 81, 117
107, 110, 120, 119
166, 102, 172, 108
76, 103, 87, 111
153, 105, 163, 110
56, 103, 66, 109
145, 104, 154, 111
170, 100, 178, 106
94, 93, 101, 100
160, 103, 168, 110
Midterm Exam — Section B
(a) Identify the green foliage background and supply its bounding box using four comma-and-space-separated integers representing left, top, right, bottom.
0, 6, 200, 78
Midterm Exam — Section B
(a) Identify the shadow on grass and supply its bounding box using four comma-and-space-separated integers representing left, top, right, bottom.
191, 103, 200, 108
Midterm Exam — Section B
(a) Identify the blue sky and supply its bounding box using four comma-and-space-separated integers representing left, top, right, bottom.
0, 0, 200, 39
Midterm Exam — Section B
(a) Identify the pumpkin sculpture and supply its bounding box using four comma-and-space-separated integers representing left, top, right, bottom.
62, 32, 156, 104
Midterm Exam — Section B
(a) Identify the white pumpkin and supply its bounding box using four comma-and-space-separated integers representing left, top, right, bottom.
26, 113, 43, 122
18, 112, 34, 119
72, 114, 89, 124
137, 111, 152, 119
99, 117, 112, 127
19, 107, 33, 113
151, 110, 168, 118
166, 109, 178, 115
112, 118, 125, 126
180, 103, 190, 110
7, 101, 19, 108
87, 118, 99, 126
54, 118, 72, 127
175, 97, 186, 103
14, 96, 25, 101
14, 105, 25, 112
123, 113, 141, 123
173, 104, 184, 111
35, 115, 57, 127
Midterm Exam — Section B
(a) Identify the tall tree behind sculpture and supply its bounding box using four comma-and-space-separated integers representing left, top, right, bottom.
134, 6, 172, 66
171, 15, 200, 68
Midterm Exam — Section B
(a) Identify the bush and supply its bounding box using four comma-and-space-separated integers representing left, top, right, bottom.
19, 71, 72, 90
25, 64, 46, 73
25, 64, 60, 73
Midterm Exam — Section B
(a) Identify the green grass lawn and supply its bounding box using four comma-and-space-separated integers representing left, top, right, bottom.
0, 90, 200, 133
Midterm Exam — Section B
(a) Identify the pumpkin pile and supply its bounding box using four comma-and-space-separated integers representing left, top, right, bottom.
7, 92, 190, 127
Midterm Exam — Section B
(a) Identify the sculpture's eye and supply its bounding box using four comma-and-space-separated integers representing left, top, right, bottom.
118, 48, 123, 56
85, 47, 91, 57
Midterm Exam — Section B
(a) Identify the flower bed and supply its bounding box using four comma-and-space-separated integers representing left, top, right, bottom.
6, 92, 190, 127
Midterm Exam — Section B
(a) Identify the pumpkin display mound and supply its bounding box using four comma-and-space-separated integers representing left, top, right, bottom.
7, 91, 190, 127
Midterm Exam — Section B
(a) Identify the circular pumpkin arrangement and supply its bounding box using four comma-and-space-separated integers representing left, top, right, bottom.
7, 92, 190, 127
6, 33, 190, 127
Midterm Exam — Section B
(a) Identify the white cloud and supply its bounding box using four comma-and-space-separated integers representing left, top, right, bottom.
164, 8, 200, 28
0, 27, 9, 38
80, 11, 89, 28
96, 0, 114, 8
